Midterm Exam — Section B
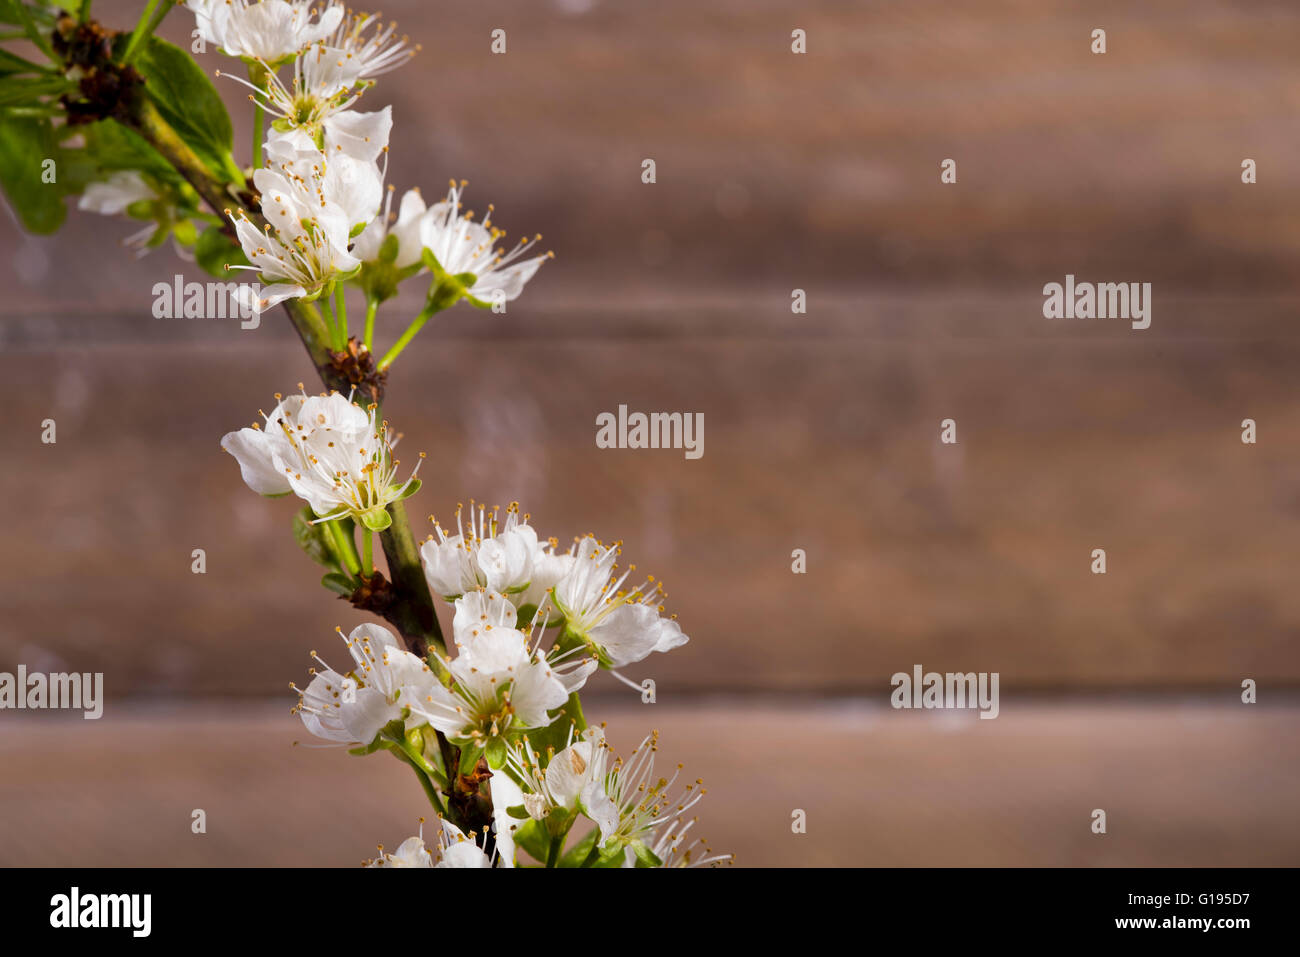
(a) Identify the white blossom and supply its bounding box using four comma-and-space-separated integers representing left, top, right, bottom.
77, 170, 155, 215
352, 185, 430, 269
552, 536, 689, 670
222, 388, 422, 526
330, 11, 419, 80
419, 181, 551, 306
292, 623, 439, 746
420, 501, 541, 602
407, 589, 594, 749
184, 0, 344, 64
226, 141, 367, 310
365, 832, 432, 868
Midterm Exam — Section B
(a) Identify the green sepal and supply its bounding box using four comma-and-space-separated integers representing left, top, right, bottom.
558, 829, 623, 868
629, 840, 663, 868
512, 818, 550, 863
514, 603, 539, 629
506, 803, 530, 820
484, 735, 507, 770
545, 805, 575, 838
392, 478, 421, 501
348, 737, 392, 756
293, 505, 342, 572
359, 507, 392, 531
171, 218, 198, 247
457, 744, 483, 777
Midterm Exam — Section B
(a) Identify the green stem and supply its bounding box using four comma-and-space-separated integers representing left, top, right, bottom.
545, 816, 575, 868
322, 283, 343, 350
123, 97, 234, 220
251, 102, 264, 169
334, 280, 348, 345
144, 0, 176, 36
120, 0, 161, 65
362, 529, 373, 576
579, 841, 602, 868
327, 520, 361, 576
78, 0, 92, 23
377, 303, 437, 371
363, 297, 378, 352
393, 748, 448, 818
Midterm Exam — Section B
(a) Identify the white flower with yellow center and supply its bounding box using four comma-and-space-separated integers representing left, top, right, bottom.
330, 11, 419, 80
221, 388, 367, 497
420, 501, 540, 602
509, 726, 605, 822
224, 44, 393, 166
418, 181, 552, 307
225, 138, 368, 311
352, 185, 429, 270
407, 590, 594, 758
578, 731, 714, 866
222, 388, 422, 529
551, 536, 689, 673
185, 0, 344, 64
291, 623, 438, 746
433, 820, 494, 868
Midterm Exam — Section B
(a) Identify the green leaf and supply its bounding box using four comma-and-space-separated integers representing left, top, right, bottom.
0, 113, 63, 232
80, 120, 182, 187
321, 571, 356, 596
512, 819, 549, 863
194, 224, 249, 278
293, 505, 339, 570
0, 73, 65, 106
132, 35, 234, 179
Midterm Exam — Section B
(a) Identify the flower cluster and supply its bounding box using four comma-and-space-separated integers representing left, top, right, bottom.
282, 498, 719, 867
41, 1, 730, 870
421, 502, 689, 677
188, 0, 549, 323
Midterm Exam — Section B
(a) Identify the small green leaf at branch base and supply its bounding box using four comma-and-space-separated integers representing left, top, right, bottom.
293, 505, 341, 571
321, 572, 356, 596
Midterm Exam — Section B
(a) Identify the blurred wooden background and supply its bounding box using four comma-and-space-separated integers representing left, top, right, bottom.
1, 0, 1298, 865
